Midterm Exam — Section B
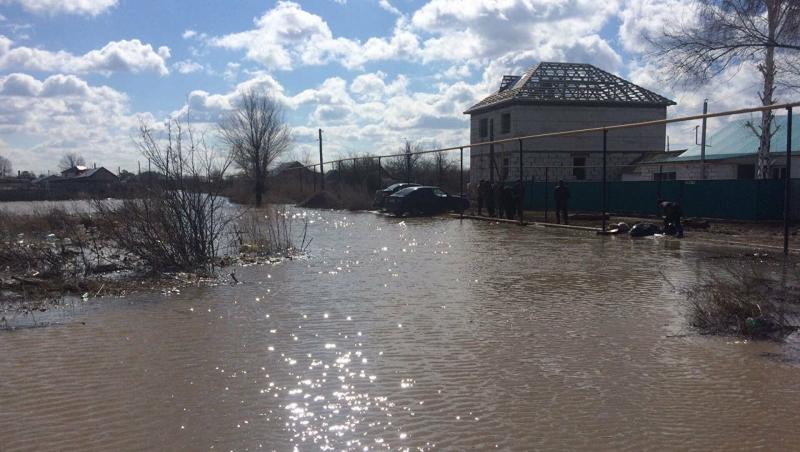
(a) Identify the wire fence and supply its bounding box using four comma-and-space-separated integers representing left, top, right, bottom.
271, 101, 798, 253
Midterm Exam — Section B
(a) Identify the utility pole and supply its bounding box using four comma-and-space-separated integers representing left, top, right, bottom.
318, 128, 325, 191
701, 99, 708, 180
405, 144, 412, 182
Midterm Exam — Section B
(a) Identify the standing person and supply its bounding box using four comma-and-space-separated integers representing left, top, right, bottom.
494, 181, 505, 219
554, 180, 570, 225
658, 200, 684, 238
504, 184, 516, 220
475, 180, 485, 216
486, 181, 495, 217
515, 179, 525, 221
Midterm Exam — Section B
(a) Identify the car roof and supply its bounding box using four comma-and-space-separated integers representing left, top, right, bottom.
384, 182, 419, 191
391, 186, 446, 196
392, 186, 425, 196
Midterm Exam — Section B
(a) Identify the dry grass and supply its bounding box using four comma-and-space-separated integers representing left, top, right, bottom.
231, 207, 311, 257
686, 259, 799, 340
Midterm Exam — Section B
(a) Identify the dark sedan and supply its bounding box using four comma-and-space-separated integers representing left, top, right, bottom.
385, 186, 469, 216
372, 183, 420, 210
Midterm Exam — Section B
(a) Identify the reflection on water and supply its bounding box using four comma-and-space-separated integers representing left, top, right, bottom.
1, 209, 800, 451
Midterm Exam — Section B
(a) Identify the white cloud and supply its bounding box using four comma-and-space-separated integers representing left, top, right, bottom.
0, 72, 149, 172
174, 60, 204, 74
3, 0, 118, 16
0, 35, 171, 76
378, 0, 402, 16
412, 0, 622, 67
210, 1, 418, 70
350, 71, 407, 101
617, 0, 697, 54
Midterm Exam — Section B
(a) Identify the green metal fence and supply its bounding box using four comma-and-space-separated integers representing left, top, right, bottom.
524, 179, 800, 221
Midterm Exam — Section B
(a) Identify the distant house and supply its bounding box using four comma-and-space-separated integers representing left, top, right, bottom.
31, 174, 63, 189
464, 62, 675, 183
623, 116, 800, 181
49, 166, 119, 191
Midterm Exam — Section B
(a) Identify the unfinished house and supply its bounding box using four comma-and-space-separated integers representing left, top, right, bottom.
464, 62, 675, 183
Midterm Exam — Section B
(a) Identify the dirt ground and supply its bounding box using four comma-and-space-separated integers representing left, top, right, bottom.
466, 209, 800, 253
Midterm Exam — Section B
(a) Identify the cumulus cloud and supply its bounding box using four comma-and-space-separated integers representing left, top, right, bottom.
210, 1, 418, 70
209, 0, 624, 75
412, 0, 622, 67
617, 0, 697, 54
174, 60, 204, 74
350, 71, 407, 101
0, 36, 171, 76
0, 72, 149, 172
2, 0, 118, 16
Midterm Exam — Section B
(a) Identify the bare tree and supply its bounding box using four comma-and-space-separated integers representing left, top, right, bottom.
59, 152, 86, 171
219, 90, 291, 207
0, 155, 11, 177
383, 140, 423, 182
97, 118, 233, 273
650, 0, 800, 178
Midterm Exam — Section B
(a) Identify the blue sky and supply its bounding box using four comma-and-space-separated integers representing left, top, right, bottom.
0, 0, 770, 173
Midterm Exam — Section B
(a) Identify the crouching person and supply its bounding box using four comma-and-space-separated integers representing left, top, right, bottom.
658, 200, 684, 238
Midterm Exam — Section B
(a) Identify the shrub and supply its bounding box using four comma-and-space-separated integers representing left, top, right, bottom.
686, 259, 799, 340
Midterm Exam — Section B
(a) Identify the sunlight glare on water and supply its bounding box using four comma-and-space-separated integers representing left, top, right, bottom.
1, 208, 800, 451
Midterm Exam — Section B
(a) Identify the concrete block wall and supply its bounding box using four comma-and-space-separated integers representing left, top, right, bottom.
469, 104, 668, 153
468, 103, 668, 184
469, 149, 647, 183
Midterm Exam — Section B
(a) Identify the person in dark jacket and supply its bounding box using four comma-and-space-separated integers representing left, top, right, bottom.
476, 180, 486, 215
658, 200, 684, 238
494, 181, 504, 218
503, 183, 516, 220
554, 180, 570, 224
486, 181, 495, 217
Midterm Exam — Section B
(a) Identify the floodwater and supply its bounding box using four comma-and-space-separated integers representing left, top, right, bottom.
1, 209, 799, 451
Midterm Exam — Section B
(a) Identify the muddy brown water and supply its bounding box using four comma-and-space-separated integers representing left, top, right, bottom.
2, 209, 799, 451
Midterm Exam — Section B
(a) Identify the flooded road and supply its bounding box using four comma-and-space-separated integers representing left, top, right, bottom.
2, 209, 799, 451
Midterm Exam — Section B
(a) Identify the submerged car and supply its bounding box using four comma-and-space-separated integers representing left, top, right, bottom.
385, 186, 469, 216
372, 183, 420, 210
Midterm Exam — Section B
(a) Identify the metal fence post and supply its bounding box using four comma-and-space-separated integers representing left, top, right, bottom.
318, 129, 325, 191
518, 139, 524, 224
544, 166, 549, 222
602, 129, 608, 232
785, 107, 793, 255
489, 119, 495, 184
460, 147, 464, 219
377, 157, 382, 189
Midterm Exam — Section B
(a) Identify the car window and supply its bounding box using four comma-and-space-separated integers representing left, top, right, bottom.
394, 187, 417, 197
433, 188, 447, 197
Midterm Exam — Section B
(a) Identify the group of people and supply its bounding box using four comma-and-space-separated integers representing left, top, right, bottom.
475, 179, 524, 220
468, 178, 685, 238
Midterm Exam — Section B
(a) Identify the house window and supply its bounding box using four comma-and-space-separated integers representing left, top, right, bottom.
501, 113, 511, 134
502, 157, 509, 180
479, 118, 488, 138
573, 157, 586, 180
654, 172, 676, 181
737, 164, 755, 180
